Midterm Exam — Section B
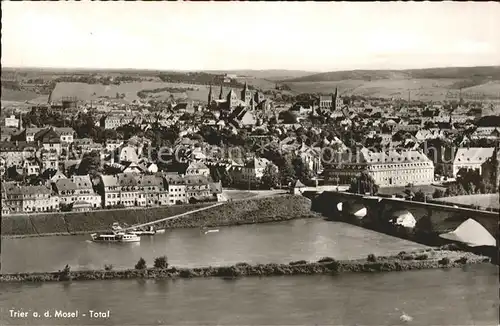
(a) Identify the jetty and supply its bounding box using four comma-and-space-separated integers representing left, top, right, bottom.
119, 202, 225, 232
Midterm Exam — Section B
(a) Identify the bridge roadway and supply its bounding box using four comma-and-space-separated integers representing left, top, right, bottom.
120, 202, 225, 231
310, 191, 499, 238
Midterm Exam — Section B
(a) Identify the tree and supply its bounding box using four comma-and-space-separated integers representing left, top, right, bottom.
292, 156, 312, 183
135, 257, 147, 270
413, 189, 426, 202
77, 150, 102, 176
278, 155, 296, 187
153, 256, 168, 269
280, 110, 298, 124
433, 188, 445, 198
348, 172, 379, 195
445, 183, 467, 197
260, 163, 280, 189
404, 188, 415, 199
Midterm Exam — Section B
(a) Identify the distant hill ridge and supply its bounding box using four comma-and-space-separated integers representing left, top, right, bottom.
283, 66, 500, 83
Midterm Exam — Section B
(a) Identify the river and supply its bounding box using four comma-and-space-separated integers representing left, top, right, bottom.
2, 219, 430, 273
1, 219, 498, 325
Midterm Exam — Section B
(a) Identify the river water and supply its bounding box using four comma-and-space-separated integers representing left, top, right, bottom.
1, 219, 499, 325
3, 219, 430, 273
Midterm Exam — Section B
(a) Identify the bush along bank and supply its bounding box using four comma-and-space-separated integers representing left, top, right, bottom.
0, 248, 490, 283
2, 195, 317, 237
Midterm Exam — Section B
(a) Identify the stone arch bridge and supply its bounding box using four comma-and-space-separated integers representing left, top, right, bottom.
311, 191, 499, 239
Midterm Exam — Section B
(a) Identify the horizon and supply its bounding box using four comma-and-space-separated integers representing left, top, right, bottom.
2, 64, 500, 74
2, 2, 500, 72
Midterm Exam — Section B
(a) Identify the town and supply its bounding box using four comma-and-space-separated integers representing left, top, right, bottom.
1, 74, 499, 215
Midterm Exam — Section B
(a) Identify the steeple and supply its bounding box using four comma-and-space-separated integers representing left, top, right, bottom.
208, 83, 213, 104
241, 81, 251, 104
219, 84, 223, 100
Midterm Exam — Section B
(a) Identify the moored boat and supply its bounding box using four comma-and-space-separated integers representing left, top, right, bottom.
90, 231, 140, 243
111, 222, 123, 231
130, 226, 156, 236
201, 227, 219, 234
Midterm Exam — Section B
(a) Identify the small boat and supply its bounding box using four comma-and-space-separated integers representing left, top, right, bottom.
201, 227, 219, 234
111, 222, 123, 231
155, 229, 166, 234
90, 231, 140, 243
400, 313, 413, 322
130, 226, 156, 236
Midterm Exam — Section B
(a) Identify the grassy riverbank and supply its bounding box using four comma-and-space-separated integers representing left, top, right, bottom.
0, 248, 489, 283
2, 195, 316, 238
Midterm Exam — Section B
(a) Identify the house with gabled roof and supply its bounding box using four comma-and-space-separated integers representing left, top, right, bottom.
452, 147, 495, 177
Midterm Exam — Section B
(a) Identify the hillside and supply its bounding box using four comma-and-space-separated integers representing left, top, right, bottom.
205, 70, 317, 81
281, 66, 500, 101
283, 66, 500, 83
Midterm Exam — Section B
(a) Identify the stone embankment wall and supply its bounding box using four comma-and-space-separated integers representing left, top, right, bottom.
1, 195, 316, 237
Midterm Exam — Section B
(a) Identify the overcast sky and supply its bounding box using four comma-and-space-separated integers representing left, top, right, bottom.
2, 2, 500, 72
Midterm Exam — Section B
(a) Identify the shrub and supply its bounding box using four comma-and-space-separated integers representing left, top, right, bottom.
318, 257, 336, 263
179, 269, 193, 278
439, 243, 461, 251
326, 260, 340, 272
154, 256, 169, 269
367, 254, 377, 262
62, 264, 71, 274
438, 257, 450, 265
402, 255, 414, 260
415, 254, 428, 260
455, 256, 468, 264
289, 260, 308, 266
104, 264, 113, 271
235, 262, 250, 267
135, 257, 147, 270
58, 264, 72, 281
397, 251, 407, 257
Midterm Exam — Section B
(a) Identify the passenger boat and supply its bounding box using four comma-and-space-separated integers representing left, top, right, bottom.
90, 231, 140, 243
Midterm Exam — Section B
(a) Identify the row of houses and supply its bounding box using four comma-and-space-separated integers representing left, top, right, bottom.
1, 172, 225, 215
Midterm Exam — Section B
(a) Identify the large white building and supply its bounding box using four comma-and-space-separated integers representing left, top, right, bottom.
324, 148, 435, 187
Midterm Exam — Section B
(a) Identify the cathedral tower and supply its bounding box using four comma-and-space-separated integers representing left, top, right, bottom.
208, 83, 214, 104
241, 82, 252, 105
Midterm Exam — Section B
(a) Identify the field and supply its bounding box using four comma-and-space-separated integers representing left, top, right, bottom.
433, 194, 499, 210
285, 79, 500, 101
49, 80, 280, 103
4, 66, 500, 103
1, 87, 49, 103
377, 185, 445, 196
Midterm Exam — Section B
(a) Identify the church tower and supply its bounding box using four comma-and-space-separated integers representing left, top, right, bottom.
334, 87, 342, 110
219, 84, 223, 100
241, 82, 252, 105
227, 89, 239, 109
250, 97, 255, 111
208, 83, 214, 104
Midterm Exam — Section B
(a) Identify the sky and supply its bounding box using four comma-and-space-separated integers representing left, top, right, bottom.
2, 2, 500, 72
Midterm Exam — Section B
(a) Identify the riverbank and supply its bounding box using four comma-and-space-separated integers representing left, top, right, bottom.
0, 248, 490, 283
2, 195, 317, 238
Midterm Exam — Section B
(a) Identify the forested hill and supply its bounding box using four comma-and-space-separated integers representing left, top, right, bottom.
283, 66, 500, 83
